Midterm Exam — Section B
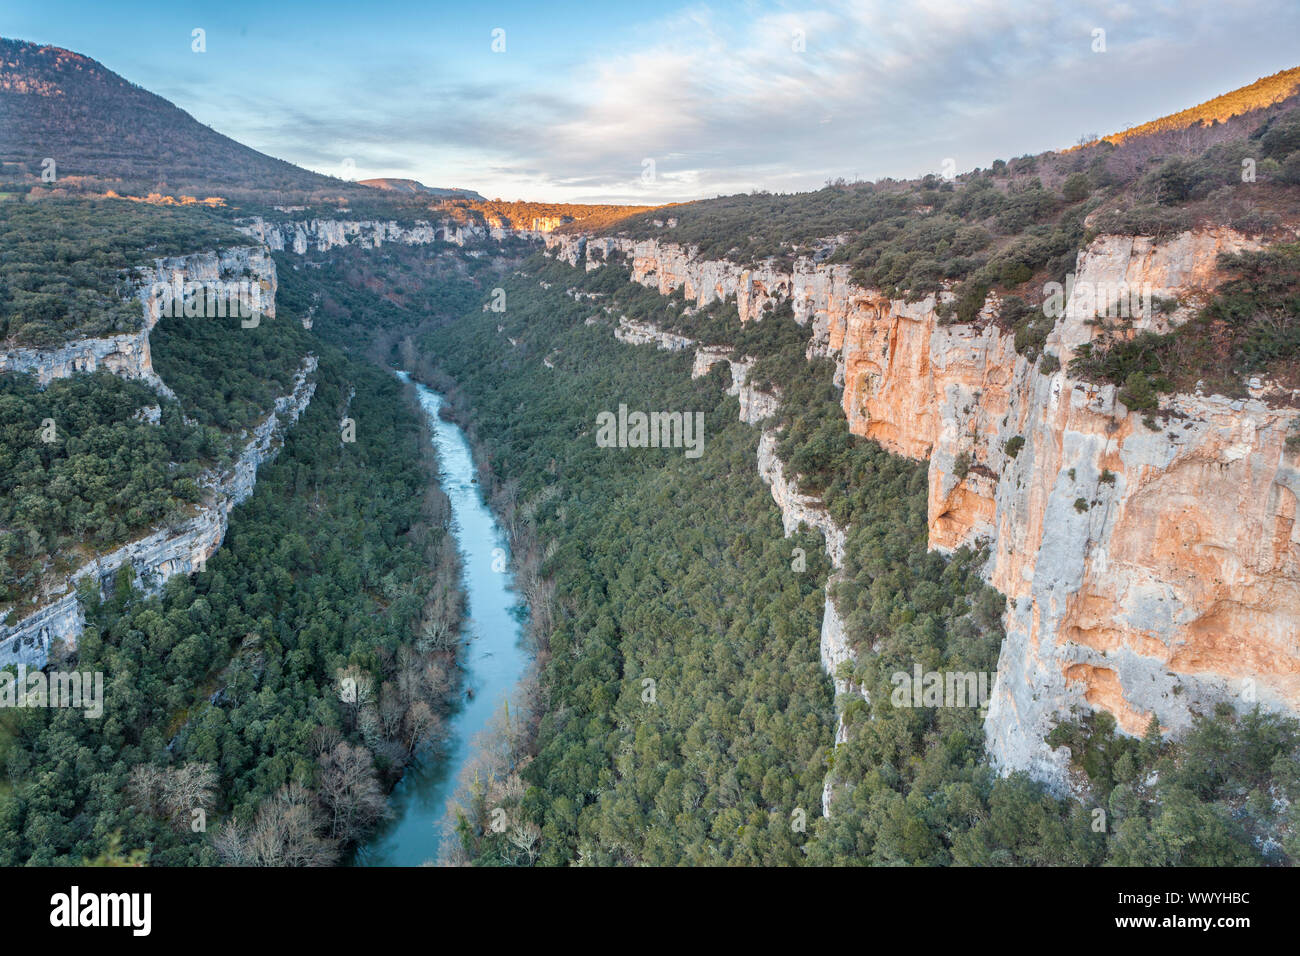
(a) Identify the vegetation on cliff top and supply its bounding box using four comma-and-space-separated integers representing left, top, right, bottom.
1086, 66, 1300, 148
0, 371, 210, 610
594, 88, 1300, 350
1070, 242, 1300, 400
0, 198, 247, 346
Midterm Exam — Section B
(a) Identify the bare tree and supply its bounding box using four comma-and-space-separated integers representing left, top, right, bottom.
212, 821, 252, 866
508, 821, 542, 865
311, 724, 343, 757
317, 742, 388, 843
378, 681, 405, 741
245, 782, 337, 866
125, 764, 166, 817
405, 699, 440, 754
160, 762, 218, 832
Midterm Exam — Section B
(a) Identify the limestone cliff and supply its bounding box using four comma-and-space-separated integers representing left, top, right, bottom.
692, 349, 778, 425
614, 316, 694, 352
237, 216, 555, 255
0, 356, 318, 669
547, 227, 1300, 790
0, 245, 277, 392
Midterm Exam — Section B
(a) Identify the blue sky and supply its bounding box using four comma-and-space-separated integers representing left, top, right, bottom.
8, 0, 1300, 203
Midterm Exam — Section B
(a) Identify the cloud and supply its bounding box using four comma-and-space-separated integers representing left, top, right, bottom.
170, 0, 1300, 202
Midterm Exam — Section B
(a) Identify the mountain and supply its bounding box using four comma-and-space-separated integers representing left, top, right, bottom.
0, 39, 346, 198
0, 39, 472, 204
358, 178, 486, 201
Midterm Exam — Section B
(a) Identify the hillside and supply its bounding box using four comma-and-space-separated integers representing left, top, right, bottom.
0, 40, 350, 200
0, 39, 485, 208
0, 39, 654, 223
1091, 65, 1300, 147
434, 197, 660, 232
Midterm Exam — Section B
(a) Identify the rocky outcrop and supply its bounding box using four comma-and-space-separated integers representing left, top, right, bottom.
1048, 230, 1260, 366
618, 315, 783, 426
756, 430, 847, 570
720, 357, 781, 426
690, 346, 732, 378
983, 369, 1300, 785
552, 226, 1300, 792
0, 332, 165, 390
614, 316, 694, 351
755, 418, 860, 815
818, 593, 869, 814
551, 234, 859, 327
137, 246, 278, 327
0, 356, 318, 669
240, 217, 467, 253
1, 246, 276, 392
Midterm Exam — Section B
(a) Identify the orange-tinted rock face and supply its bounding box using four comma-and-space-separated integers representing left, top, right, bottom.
836, 294, 942, 460
547, 228, 1300, 789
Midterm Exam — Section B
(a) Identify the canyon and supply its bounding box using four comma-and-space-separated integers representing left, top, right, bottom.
10, 209, 1296, 796
622, 275, 863, 811
1, 214, 555, 668
545, 229, 1300, 791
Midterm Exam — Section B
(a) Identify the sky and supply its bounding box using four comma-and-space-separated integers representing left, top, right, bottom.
7, 0, 1300, 203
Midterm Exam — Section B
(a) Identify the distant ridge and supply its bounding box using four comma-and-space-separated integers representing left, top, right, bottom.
359, 178, 486, 201
0, 37, 654, 225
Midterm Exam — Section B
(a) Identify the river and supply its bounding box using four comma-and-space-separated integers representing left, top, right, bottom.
354, 372, 529, 866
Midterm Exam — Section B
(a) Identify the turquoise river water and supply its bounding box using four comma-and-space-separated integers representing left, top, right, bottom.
355, 372, 528, 866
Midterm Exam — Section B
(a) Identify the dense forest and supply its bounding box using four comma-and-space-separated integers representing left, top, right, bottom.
0, 370, 213, 609
149, 299, 315, 436
0, 198, 247, 345
271, 239, 519, 358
